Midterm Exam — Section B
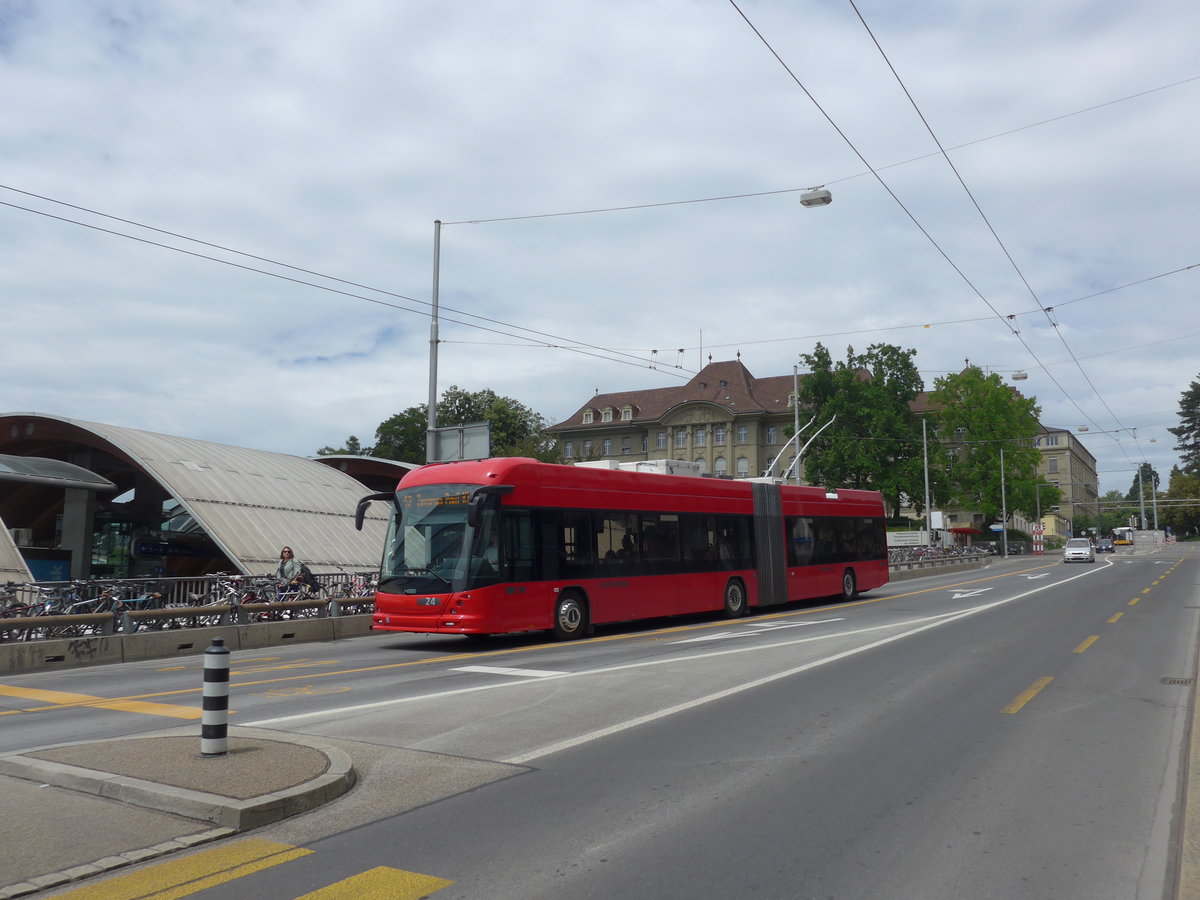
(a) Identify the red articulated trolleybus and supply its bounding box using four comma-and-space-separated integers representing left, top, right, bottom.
355, 457, 888, 641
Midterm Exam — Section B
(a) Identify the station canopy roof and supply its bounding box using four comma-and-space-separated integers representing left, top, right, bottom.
0, 413, 395, 576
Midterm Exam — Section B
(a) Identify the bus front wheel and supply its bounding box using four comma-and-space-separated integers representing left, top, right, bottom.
553, 591, 589, 641
722, 578, 747, 618
840, 569, 858, 601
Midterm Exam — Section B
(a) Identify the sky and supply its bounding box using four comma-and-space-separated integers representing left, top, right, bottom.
1, 0, 1197, 498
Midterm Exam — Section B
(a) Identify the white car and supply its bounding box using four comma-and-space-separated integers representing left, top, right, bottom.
1063, 538, 1095, 563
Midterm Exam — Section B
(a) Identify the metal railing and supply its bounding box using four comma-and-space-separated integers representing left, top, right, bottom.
1, 572, 377, 643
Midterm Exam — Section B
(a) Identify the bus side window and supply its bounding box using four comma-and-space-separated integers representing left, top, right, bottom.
788, 516, 815, 567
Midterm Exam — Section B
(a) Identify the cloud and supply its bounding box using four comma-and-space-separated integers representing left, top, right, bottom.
0, 0, 1195, 491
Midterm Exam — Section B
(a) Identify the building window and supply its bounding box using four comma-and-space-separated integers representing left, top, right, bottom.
736, 456, 749, 477
622, 437, 631, 455
583, 440, 592, 456
954, 426, 967, 440
641, 436, 648, 452
675, 431, 687, 448
564, 442, 575, 459
736, 425, 747, 443
694, 458, 708, 475
766, 427, 777, 445
715, 425, 726, 445
603, 439, 612, 455
1046, 435, 1059, 446
601, 408, 613, 423
714, 456, 727, 475
621, 407, 633, 421
1048, 456, 1059, 474
656, 431, 666, 449
695, 428, 706, 447
583, 410, 593, 424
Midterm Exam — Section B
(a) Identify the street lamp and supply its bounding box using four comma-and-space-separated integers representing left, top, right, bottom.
800, 186, 832, 207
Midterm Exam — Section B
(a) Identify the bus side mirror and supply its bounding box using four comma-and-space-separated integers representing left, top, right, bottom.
356, 491, 396, 531
466, 485, 514, 528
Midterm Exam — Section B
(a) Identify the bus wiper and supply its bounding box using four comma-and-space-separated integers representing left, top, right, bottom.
400, 565, 452, 587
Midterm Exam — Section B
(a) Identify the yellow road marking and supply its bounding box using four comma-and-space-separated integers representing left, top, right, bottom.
46, 838, 309, 899
1129, 597, 1140, 606
1003, 676, 1053, 714
296, 866, 454, 899
1073, 635, 1099, 653
1142, 588, 1153, 595
0, 685, 201, 720
1108, 612, 1123, 623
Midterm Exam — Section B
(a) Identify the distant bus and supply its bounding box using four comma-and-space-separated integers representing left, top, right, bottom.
355, 457, 889, 640
1111, 526, 1135, 546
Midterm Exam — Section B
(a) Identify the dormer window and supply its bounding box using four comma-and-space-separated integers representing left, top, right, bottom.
601, 408, 613, 423
620, 406, 633, 421
582, 410, 594, 424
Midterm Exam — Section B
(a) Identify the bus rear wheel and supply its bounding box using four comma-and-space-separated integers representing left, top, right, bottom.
722, 578, 747, 618
553, 591, 588, 641
840, 569, 857, 601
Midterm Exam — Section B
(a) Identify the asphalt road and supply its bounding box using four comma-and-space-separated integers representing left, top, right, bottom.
5, 546, 1197, 899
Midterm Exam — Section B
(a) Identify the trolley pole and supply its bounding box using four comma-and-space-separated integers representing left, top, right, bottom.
201, 637, 230, 757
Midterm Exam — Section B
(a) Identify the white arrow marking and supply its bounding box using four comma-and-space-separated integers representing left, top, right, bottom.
951, 588, 993, 600
1025, 574, 1051, 580
671, 632, 745, 644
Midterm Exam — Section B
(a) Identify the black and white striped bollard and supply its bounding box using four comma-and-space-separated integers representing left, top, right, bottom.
201, 636, 230, 757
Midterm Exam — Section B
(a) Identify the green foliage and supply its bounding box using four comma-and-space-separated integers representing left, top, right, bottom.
795, 342, 934, 516
324, 387, 558, 465
1125, 461, 1160, 501
315, 435, 368, 456
372, 404, 428, 462
1164, 466, 1200, 536
1168, 377, 1200, 476
929, 365, 1043, 524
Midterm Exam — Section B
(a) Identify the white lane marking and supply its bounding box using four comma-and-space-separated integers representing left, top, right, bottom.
452, 665, 566, 678
950, 588, 992, 599
672, 617, 844, 642
247, 564, 1104, 732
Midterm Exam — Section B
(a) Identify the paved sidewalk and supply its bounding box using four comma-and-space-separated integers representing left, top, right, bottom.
0, 727, 354, 899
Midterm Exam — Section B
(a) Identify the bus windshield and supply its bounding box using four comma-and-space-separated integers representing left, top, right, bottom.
381, 483, 498, 593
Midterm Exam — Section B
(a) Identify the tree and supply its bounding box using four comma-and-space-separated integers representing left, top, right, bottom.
372, 404, 428, 462
1163, 466, 1200, 537
928, 366, 1043, 526
1168, 376, 1200, 476
1095, 489, 1135, 535
1126, 461, 1160, 503
315, 435, 369, 456
796, 342, 938, 515
336, 387, 558, 465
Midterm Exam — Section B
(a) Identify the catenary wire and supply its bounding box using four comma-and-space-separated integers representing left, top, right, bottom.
0, 198, 689, 380
846, 0, 1134, 448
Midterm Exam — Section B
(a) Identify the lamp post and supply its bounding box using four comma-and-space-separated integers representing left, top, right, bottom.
427, 219, 443, 463
793, 364, 800, 485
922, 417, 932, 545
999, 444, 1008, 559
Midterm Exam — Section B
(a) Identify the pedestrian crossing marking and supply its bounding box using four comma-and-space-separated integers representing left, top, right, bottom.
295, 866, 454, 899
0, 684, 201, 719
45, 838, 310, 899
